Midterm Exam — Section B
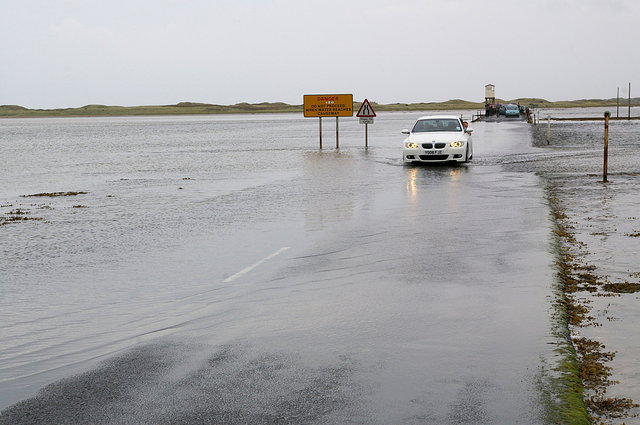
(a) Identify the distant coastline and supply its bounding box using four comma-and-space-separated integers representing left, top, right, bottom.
1, 98, 638, 118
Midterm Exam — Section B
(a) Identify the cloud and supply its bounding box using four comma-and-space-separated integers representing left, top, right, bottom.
1, 0, 638, 108
50, 16, 115, 43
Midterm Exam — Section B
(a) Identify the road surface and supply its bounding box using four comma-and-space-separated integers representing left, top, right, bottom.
1, 116, 559, 424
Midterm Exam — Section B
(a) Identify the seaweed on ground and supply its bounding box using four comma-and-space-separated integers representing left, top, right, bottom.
22, 191, 88, 197
0, 208, 44, 226
0, 215, 44, 226
602, 282, 640, 294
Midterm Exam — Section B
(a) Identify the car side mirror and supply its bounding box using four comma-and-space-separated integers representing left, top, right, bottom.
465, 129, 473, 133
401, 129, 410, 135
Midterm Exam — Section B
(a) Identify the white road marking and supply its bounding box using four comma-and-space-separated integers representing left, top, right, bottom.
223, 247, 291, 283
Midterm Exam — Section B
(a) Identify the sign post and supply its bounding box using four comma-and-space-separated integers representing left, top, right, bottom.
356, 99, 376, 147
304, 94, 353, 149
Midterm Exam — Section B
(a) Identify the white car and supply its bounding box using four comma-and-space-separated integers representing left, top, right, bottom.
402, 115, 473, 164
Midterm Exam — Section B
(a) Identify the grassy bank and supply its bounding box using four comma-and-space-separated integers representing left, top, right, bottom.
547, 190, 593, 425
2, 98, 639, 118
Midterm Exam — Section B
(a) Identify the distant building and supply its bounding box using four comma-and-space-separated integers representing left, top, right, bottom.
485, 84, 496, 116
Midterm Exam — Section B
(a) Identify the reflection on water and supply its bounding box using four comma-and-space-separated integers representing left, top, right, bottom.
301, 151, 359, 231
449, 167, 463, 179
406, 167, 418, 201
404, 164, 468, 204
300, 152, 472, 231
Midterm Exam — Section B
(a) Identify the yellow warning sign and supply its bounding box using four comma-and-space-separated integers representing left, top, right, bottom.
303, 94, 353, 117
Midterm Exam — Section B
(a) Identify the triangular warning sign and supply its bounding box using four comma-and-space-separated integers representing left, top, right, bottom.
356, 99, 376, 117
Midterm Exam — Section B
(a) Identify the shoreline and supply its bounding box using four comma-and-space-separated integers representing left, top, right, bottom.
2, 98, 638, 119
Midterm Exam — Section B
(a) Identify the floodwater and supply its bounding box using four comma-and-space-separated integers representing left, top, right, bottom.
0, 111, 578, 423
518, 115, 640, 424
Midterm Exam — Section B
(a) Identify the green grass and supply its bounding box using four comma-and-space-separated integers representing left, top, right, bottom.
545, 189, 594, 425
2, 98, 638, 118
554, 344, 593, 425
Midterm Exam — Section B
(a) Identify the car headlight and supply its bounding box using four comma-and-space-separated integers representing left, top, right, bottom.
450, 141, 464, 148
405, 142, 419, 149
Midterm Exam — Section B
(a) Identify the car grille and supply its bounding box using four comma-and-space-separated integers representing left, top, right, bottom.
421, 143, 447, 149
418, 155, 449, 161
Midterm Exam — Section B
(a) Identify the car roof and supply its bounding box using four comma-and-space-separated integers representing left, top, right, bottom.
416, 115, 460, 120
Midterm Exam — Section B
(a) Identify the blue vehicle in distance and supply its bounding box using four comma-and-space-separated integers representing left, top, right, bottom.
504, 104, 520, 117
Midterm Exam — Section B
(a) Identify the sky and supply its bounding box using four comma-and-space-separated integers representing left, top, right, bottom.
1, 0, 638, 109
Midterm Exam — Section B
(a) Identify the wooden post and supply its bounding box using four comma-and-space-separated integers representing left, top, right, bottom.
547, 115, 551, 144
319, 117, 323, 149
628, 82, 631, 120
603, 111, 610, 182
336, 117, 339, 149
617, 87, 620, 118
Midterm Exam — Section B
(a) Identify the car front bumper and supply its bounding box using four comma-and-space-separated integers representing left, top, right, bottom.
403, 146, 466, 163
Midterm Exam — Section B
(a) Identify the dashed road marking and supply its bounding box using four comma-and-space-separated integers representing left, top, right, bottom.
223, 247, 291, 283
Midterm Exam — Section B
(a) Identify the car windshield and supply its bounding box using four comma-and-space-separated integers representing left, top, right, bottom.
506, 105, 518, 110
412, 119, 461, 133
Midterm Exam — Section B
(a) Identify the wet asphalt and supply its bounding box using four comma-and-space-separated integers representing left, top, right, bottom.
1, 116, 559, 424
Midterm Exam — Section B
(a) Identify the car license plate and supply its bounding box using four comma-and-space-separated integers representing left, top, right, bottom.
424, 150, 443, 155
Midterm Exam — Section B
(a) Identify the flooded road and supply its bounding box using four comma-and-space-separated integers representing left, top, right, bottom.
1, 114, 559, 423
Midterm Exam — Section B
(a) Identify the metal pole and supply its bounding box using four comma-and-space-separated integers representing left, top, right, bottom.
603, 111, 610, 182
336, 117, 339, 149
628, 82, 631, 120
617, 87, 619, 118
319, 117, 323, 149
365, 123, 368, 148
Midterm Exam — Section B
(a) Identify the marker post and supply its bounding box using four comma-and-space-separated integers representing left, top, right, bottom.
603, 111, 610, 182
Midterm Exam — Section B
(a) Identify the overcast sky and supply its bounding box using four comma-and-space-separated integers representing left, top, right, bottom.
1, 0, 638, 109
